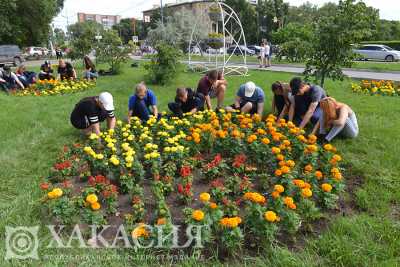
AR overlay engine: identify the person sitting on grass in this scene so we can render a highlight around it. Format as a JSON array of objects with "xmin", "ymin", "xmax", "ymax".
[
  {"xmin": 39, "ymin": 60, "xmax": 54, "ymax": 80},
  {"xmin": 15, "ymin": 65, "xmax": 36, "ymax": 87},
  {"xmin": 57, "ymin": 59, "xmax": 77, "ymax": 81},
  {"xmin": 70, "ymin": 92, "xmax": 116, "ymax": 135},
  {"xmin": 288, "ymin": 77, "xmax": 326, "ymax": 129},
  {"xmin": 83, "ymin": 56, "xmax": 98, "ymax": 81},
  {"xmin": 311, "ymin": 97, "xmax": 359, "ymax": 142},
  {"xmin": 196, "ymin": 70, "xmax": 227, "ymax": 111},
  {"xmin": 128, "ymin": 82, "xmax": 159, "ymax": 122},
  {"xmin": 0, "ymin": 66, "xmax": 25, "ymax": 92},
  {"xmin": 271, "ymin": 81, "xmax": 292, "ymax": 120},
  {"xmin": 168, "ymin": 87, "xmax": 205, "ymax": 118},
  {"xmin": 226, "ymin": 81, "xmax": 265, "ymax": 116}
]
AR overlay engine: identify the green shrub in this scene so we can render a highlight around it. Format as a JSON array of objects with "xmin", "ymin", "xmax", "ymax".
[{"xmin": 144, "ymin": 43, "xmax": 182, "ymax": 85}]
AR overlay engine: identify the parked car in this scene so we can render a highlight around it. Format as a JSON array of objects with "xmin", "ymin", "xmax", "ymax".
[
  {"xmin": 25, "ymin": 47, "xmax": 47, "ymax": 59},
  {"xmin": 227, "ymin": 46, "xmax": 255, "ymax": 56},
  {"xmin": 0, "ymin": 45, "xmax": 24, "ymax": 66},
  {"xmin": 353, "ymin": 45, "xmax": 400, "ymax": 62},
  {"xmin": 206, "ymin": 48, "xmax": 224, "ymax": 54},
  {"xmin": 247, "ymin": 45, "xmax": 262, "ymax": 54}
]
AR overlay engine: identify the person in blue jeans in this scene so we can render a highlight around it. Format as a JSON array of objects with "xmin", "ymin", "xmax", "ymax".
[{"xmin": 128, "ymin": 82, "xmax": 159, "ymax": 122}]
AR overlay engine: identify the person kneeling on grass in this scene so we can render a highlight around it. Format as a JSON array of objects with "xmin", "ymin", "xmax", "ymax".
[
  {"xmin": 226, "ymin": 81, "xmax": 265, "ymax": 116},
  {"xmin": 196, "ymin": 70, "xmax": 227, "ymax": 111},
  {"xmin": 271, "ymin": 81, "xmax": 292, "ymax": 120},
  {"xmin": 311, "ymin": 97, "xmax": 359, "ymax": 142},
  {"xmin": 168, "ymin": 87, "xmax": 205, "ymax": 118},
  {"xmin": 128, "ymin": 82, "xmax": 159, "ymax": 122},
  {"xmin": 70, "ymin": 92, "xmax": 116, "ymax": 135},
  {"xmin": 0, "ymin": 66, "xmax": 25, "ymax": 92}
]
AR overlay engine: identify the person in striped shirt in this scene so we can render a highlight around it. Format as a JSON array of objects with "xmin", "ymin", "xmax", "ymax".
[{"xmin": 70, "ymin": 92, "xmax": 116, "ymax": 135}]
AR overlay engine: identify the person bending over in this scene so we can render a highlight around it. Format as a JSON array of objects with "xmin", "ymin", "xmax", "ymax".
[
  {"xmin": 226, "ymin": 81, "xmax": 265, "ymax": 116},
  {"xmin": 39, "ymin": 60, "xmax": 55, "ymax": 80},
  {"xmin": 312, "ymin": 97, "xmax": 359, "ymax": 142},
  {"xmin": 288, "ymin": 77, "xmax": 326, "ymax": 129},
  {"xmin": 168, "ymin": 87, "xmax": 204, "ymax": 117},
  {"xmin": 271, "ymin": 81, "xmax": 292, "ymax": 120},
  {"xmin": 70, "ymin": 92, "xmax": 116, "ymax": 135},
  {"xmin": 57, "ymin": 59, "xmax": 77, "ymax": 81},
  {"xmin": 128, "ymin": 82, "xmax": 159, "ymax": 122},
  {"xmin": 83, "ymin": 56, "xmax": 98, "ymax": 81},
  {"xmin": 0, "ymin": 66, "xmax": 25, "ymax": 92},
  {"xmin": 196, "ymin": 70, "xmax": 227, "ymax": 111},
  {"xmin": 16, "ymin": 65, "xmax": 36, "ymax": 87}
]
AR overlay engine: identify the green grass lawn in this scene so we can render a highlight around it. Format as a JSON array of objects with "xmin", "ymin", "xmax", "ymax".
[{"xmin": 1, "ymin": 64, "xmax": 400, "ymax": 266}]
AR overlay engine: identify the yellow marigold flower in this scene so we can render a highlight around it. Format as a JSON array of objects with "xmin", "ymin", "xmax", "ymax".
[
  {"xmin": 220, "ymin": 216, "xmax": 242, "ymax": 228},
  {"xmin": 324, "ymin": 144, "xmax": 333, "ymax": 151},
  {"xmin": 96, "ymin": 154, "xmax": 104, "ymax": 160},
  {"xmin": 91, "ymin": 202, "xmax": 101, "ymax": 210},
  {"xmin": 280, "ymin": 166, "xmax": 290, "ymax": 174},
  {"xmin": 276, "ymin": 154, "xmax": 284, "ymax": 161},
  {"xmin": 131, "ymin": 223, "xmax": 149, "ymax": 239},
  {"xmin": 331, "ymin": 167, "xmax": 340, "ymax": 173},
  {"xmin": 192, "ymin": 210, "xmax": 205, "ymax": 221},
  {"xmin": 284, "ymin": 196, "xmax": 294, "ymax": 205},
  {"xmin": 286, "ymin": 160, "xmax": 295, "ymax": 167},
  {"xmin": 52, "ymin": 188, "xmax": 63, "ymax": 198},
  {"xmin": 332, "ymin": 154, "xmax": 342, "ymax": 161},
  {"xmin": 333, "ymin": 172, "xmax": 342, "ymax": 180},
  {"xmin": 247, "ymin": 134, "xmax": 257, "ymax": 143},
  {"xmin": 274, "ymin": 184, "xmax": 284, "ymax": 193},
  {"xmin": 86, "ymin": 194, "xmax": 98, "ymax": 204},
  {"xmin": 301, "ymin": 188, "xmax": 313, "ymax": 198},
  {"xmin": 199, "ymin": 192, "xmax": 211, "ymax": 202},
  {"xmin": 293, "ymin": 179, "xmax": 305, "ymax": 188},
  {"xmin": 261, "ymin": 137, "xmax": 270, "ymax": 145},
  {"xmin": 271, "ymin": 147, "xmax": 281, "ymax": 154},
  {"xmin": 321, "ymin": 183, "xmax": 333, "ymax": 193},
  {"xmin": 264, "ymin": 211, "xmax": 278, "ymax": 222},
  {"xmin": 47, "ymin": 191, "xmax": 56, "ymax": 199}
]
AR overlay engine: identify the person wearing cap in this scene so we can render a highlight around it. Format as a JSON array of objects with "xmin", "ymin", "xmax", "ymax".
[
  {"xmin": 70, "ymin": 92, "xmax": 116, "ymax": 135},
  {"xmin": 168, "ymin": 87, "xmax": 205, "ymax": 118},
  {"xmin": 39, "ymin": 60, "xmax": 54, "ymax": 80},
  {"xmin": 226, "ymin": 81, "xmax": 265, "ymax": 116},
  {"xmin": 128, "ymin": 82, "xmax": 159, "ymax": 122},
  {"xmin": 288, "ymin": 77, "xmax": 326, "ymax": 129},
  {"xmin": 196, "ymin": 70, "xmax": 227, "ymax": 111}
]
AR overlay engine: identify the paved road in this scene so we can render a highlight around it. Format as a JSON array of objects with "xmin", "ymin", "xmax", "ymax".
[{"xmin": 23, "ymin": 58, "xmax": 400, "ymax": 81}]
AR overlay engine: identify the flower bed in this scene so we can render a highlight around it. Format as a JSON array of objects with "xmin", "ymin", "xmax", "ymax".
[
  {"xmin": 12, "ymin": 79, "xmax": 95, "ymax": 96},
  {"xmin": 40, "ymin": 111, "xmax": 345, "ymax": 254},
  {"xmin": 351, "ymin": 80, "xmax": 400, "ymax": 96}
]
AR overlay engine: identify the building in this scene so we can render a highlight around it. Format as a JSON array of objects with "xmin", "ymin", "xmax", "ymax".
[{"xmin": 77, "ymin": 13, "xmax": 121, "ymax": 29}]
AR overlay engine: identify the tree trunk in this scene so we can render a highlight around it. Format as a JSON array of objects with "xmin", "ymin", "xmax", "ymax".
[{"xmin": 320, "ymin": 70, "xmax": 326, "ymax": 88}]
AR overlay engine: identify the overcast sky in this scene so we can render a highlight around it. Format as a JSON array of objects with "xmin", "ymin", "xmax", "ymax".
[{"xmin": 52, "ymin": 0, "xmax": 400, "ymax": 29}]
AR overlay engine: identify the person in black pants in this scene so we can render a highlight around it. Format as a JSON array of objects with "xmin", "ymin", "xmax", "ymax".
[
  {"xmin": 70, "ymin": 92, "xmax": 116, "ymax": 135},
  {"xmin": 168, "ymin": 88, "xmax": 205, "ymax": 117},
  {"xmin": 38, "ymin": 60, "xmax": 54, "ymax": 80}
]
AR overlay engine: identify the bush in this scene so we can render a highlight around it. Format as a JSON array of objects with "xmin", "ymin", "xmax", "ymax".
[
  {"xmin": 277, "ymin": 39, "xmax": 312, "ymax": 62},
  {"xmin": 360, "ymin": 40, "xmax": 400, "ymax": 50},
  {"xmin": 144, "ymin": 43, "xmax": 182, "ymax": 85}
]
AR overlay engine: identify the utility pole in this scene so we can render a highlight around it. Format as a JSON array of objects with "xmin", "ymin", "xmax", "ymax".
[{"xmin": 160, "ymin": 0, "xmax": 164, "ymax": 25}]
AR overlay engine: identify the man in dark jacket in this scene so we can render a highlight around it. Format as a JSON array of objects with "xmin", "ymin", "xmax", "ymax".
[{"xmin": 168, "ymin": 88, "xmax": 204, "ymax": 117}]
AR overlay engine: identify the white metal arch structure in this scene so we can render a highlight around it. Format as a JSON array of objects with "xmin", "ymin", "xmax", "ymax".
[{"xmin": 188, "ymin": 0, "xmax": 248, "ymax": 76}]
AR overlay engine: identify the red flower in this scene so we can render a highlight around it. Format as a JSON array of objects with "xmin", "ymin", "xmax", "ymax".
[
  {"xmin": 210, "ymin": 179, "xmax": 224, "ymax": 188},
  {"xmin": 63, "ymin": 145, "xmax": 69, "ymax": 153},
  {"xmin": 177, "ymin": 184, "xmax": 184, "ymax": 194},
  {"xmin": 102, "ymin": 190, "xmax": 111, "ymax": 198},
  {"xmin": 235, "ymin": 198, "xmax": 242, "ymax": 206},
  {"xmin": 95, "ymin": 175, "xmax": 107, "ymax": 184},
  {"xmin": 132, "ymin": 196, "xmax": 141, "ymax": 204},
  {"xmin": 185, "ymin": 183, "xmax": 191, "ymax": 194},
  {"xmin": 73, "ymin": 143, "xmax": 81, "ymax": 148},
  {"xmin": 222, "ymin": 197, "xmax": 229, "ymax": 205},
  {"xmin": 110, "ymin": 185, "xmax": 118, "ymax": 193},
  {"xmin": 40, "ymin": 182, "xmax": 49, "ymax": 190},
  {"xmin": 88, "ymin": 176, "xmax": 96, "ymax": 186},
  {"xmin": 206, "ymin": 153, "xmax": 223, "ymax": 169},
  {"xmin": 233, "ymin": 154, "xmax": 246, "ymax": 168},
  {"xmin": 180, "ymin": 166, "xmax": 192, "ymax": 177},
  {"xmin": 62, "ymin": 180, "xmax": 72, "ymax": 188}
]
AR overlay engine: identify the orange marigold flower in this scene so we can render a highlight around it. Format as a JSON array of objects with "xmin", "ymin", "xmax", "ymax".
[
  {"xmin": 157, "ymin": 217, "xmax": 167, "ymax": 225},
  {"xmin": 199, "ymin": 192, "xmax": 211, "ymax": 202},
  {"xmin": 264, "ymin": 211, "xmax": 278, "ymax": 222},
  {"xmin": 321, "ymin": 183, "xmax": 333, "ymax": 193},
  {"xmin": 276, "ymin": 154, "xmax": 284, "ymax": 161},
  {"xmin": 192, "ymin": 210, "xmax": 205, "ymax": 221},
  {"xmin": 261, "ymin": 137, "xmax": 270, "ymax": 145},
  {"xmin": 315, "ymin": 171, "xmax": 323, "ymax": 179},
  {"xmin": 275, "ymin": 169, "xmax": 282, "ymax": 176},
  {"xmin": 304, "ymin": 164, "xmax": 313, "ymax": 172},
  {"xmin": 271, "ymin": 147, "xmax": 281, "ymax": 154},
  {"xmin": 274, "ymin": 184, "xmax": 284, "ymax": 193},
  {"xmin": 209, "ymin": 202, "xmax": 218, "ymax": 209},
  {"xmin": 271, "ymin": 191, "xmax": 280, "ymax": 198},
  {"xmin": 91, "ymin": 202, "xmax": 101, "ymax": 210}
]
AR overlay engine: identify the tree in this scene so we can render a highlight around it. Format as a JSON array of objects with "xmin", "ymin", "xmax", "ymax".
[
  {"xmin": 0, "ymin": 0, "xmax": 64, "ymax": 47},
  {"xmin": 95, "ymin": 30, "xmax": 131, "ymax": 74},
  {"xmin": 257, "ymin": 0, "xmax": 289, "ymax": 41},
  {"xmin": 304, "ymin": 0, "xmax": 379, "ymax": 87},
  {"xmin": 53, "ymin": 28, "xmax": 66, "ymax": 48},
  {"xmin": 225, "ymin": 0, "xmax": 258, "ymax": 44},
  {"xmin": 146, "ymin": 10, "xmax": 208, "ymax": 51},
  {"xmin": 67, "ymin": 21, "xmax": 103, "ymax": 60}
]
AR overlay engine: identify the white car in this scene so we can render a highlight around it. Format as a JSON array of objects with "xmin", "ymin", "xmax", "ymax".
[
  {"xmin": 354, "ymin": 45, "xmax": 400, "ymax": 62},
  {"xmin": 25, "ymin": 47, "xmax": 47, "ymax": 58}
]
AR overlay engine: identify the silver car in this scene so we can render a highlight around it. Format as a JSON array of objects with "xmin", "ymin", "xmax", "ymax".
[{"xmin": 354, "ymin": 45, "xmax": 400, "ymax": 62}]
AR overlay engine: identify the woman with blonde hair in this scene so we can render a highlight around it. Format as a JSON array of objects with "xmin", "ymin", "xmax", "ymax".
[{"xmin": 312, "ymin": 97, "xmax": 359, "ymax": 142}]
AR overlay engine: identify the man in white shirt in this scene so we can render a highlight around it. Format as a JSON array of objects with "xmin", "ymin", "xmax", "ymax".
[{"xmin": 265, "ymin": 41, "xmax": 271, "ymax": 67}]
